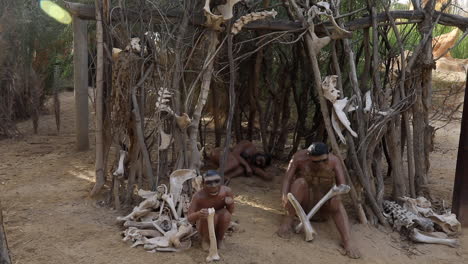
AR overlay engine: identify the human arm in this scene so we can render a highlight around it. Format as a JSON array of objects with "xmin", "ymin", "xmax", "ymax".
[
  {"xmin": 281, "ymin": 158, "xmax": 297, "ymax": 207},
  {"xmin": 236, "ymin": 155, "xmax": 253, "ymax": 176},
  {"xmin": 224, "ymin": 187, "xmax": 235, "ymax": 215},
  {"xmin": 331, "ymin": 154, "xmax": 346, "ymax": 186},
  {"xmin": 187, "ymin": 195, "xmax": 208, "ymax": 224},
  {"xmin": 252, "ymin": 166, "xmax": 272, "ymax": 181}
]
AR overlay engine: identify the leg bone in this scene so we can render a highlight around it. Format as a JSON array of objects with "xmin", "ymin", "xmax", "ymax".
[
  {"xmin": 206, "ymin": 208, "xmax": 220, "ymax": 262},
  {"xmin": 410, "ymin": 228, "xmax": 460, "ymax": 248},
  {"xmin": 295, "ymin": 184, "xmax": 350, "ymax": 233},
  {"xmin": 287, "ymin": 193, "xmax": 317, "ymax": 242}
]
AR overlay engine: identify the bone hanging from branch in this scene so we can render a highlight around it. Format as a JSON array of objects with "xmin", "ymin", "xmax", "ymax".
[
  {"xmin": 154, "ymin": 87, "xmax": 192, "ymax": 130},
  {"xmin": 203, "ymin": 0, "xmax": 242, "ymax": 31},
  {"xmin": 322, "ymin": 75, "xmax": 357, "ymax": 143},
  {"xmin": 231, "ymin": 10, "xmax": 278, "ymax": 35}
]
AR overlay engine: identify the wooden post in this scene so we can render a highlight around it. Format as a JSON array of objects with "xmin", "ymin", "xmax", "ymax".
[
  {"xmin": 0, "ymin": 202, "xmax": 12, "ymax": 264},
  {"xmin": 452, "ymin": 71, "xmax": 468, "ymax": 226},
  {"xmin": 72, "ymin": 15, "xmax": 89, "ymax": 151}
]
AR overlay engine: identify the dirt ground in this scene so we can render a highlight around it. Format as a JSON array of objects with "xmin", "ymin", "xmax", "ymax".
[{"xmin": 1, "ymin": 91, "xmax": 467, "ymax": 264}]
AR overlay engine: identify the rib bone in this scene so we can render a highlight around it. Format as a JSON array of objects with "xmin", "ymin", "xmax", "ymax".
[
  {"xmin": 287, "ymin": 193, "xmax": 317, "ymax": 241},
  {"xmin": 206, "ymin": 208, "xmax": 220, "ymax": 262},
  {"xmin": 295, "ymin": 184, "xmax": 350, "ymax": 234},
  {"xmin": 410, "ymin": 228, "xmax": 460, "ymax": 248}
]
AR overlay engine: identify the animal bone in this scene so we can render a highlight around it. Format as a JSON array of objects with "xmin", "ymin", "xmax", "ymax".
[
  {"xmin": 122, "ymin": 227, "xmax": 162, "ymax": 242},
  {"xmin": 206, "ymin": 208, "xmax": 220, "ymax": 262},
  {"xmin": 322, "ymin": 75, "xmax": 357, "ymax": 142},
  {"xmin": 203, "ymin": 0, "xmax": 227, "ymax": 31},
  {"xmin": 169, "ymin": 169, "xmax": 197, "ymax": 211},
  {"xmin": 231, "ymin": 10, "xmax": 278, "ymax": 35},
  {"xmin": 322, "ymin": 75, "xmax": 340, "ymax": 103},
  {"xmin": 117, "ymin": 197, "xmax": 160, "ymax": 222},
  {"xmin": 410, "ymin": 228, "xmax": 460, "ymax": 248},
  {"xmin": 216, "ymin": 0, "xmax": 242, "ymax": 20},
  {"xmin": 287, "ymin": 193, "xmax": 317, "ymax": 242},
  {"xmin": 192, "ymin": 175, "xmax": 203, "ymax": 192},
  {"xmin": 332, "ymin": 98, "xmax": 358, "ymax": 138},
  {"xmin": 400, "ymin": 196, "xmax": 461, "ymax": 235},
  {"xmin": 124, "ymin": 221, "xmax": 160, "ymax": 230},
  {"xmin": 383, "ymin": 200, "xmax": 434, "ymax": 232},
  {"xmin": 139, "ymin": 236, "xmax": 171, "ymax": 249},
  {"xmin": 159, "ymin": 128, "xmax": 172, "ymax": 150},
  {"xmin": 331, "ymin": 110, "xmax": 346, "ymax": 143},
  {"xmin": 155, "ymin": 87, "xmax": 174, "ymax": 115},
  {"xmin": 162, "ymin": 194, "xmax": 179, "ymax": 220},
  {"xmin": 295, "ymin": 184, "xmax": 351, "ymax": 235},
  {"xmin": 169, "ymin": 223, "xmax": 193, "ymax": 248},
  {"xmin": 113, "ymin": 149, "xmax": 127, "ymax": 178},
  {"xmin": 175, "ymin": 113, "xmax": 191, "ymax": 130},
  {"xmin": 140, "ymin": 212, "xmax": 160, "ymax": 222}
]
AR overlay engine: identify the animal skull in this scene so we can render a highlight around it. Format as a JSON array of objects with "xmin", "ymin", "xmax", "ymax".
[
  {"xmin": 322, "ymin": 76, "xmax": 357, "ymax": 143},
  {"xmin": 322, "ymin": 75, "xmax": 340, "ymax": 103}
]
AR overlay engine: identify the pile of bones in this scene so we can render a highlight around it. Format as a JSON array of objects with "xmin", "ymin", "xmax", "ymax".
[
  {"xmin": 383, "ymin": 196, "xmax": 462, "ymax": 247},
  {"xmin": 117, "ymin": 169, "xmax": 203, "ymax": 252}
]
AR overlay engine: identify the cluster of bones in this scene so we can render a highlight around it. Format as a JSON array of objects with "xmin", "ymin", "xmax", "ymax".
[
  {"xmin": 116, "ymin": 169, "xmax": 200, "ymax": 252},
  {"xmin": 382, "ymin": 197, "xmax": 461, "ymax": 247}
]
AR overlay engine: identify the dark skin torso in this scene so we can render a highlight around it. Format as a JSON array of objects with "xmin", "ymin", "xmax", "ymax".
[{"xmin": 282, "ymin": 149, "xmax": 345, "ymax": 199}]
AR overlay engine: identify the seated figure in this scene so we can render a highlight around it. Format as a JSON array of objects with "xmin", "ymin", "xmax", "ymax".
[{"xmin": 187, "ymin": 170, "xmax": 234, "ymax": 250}]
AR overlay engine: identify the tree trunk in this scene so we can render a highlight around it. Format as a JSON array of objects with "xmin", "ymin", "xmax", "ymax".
[
  {"xmin": 72, "ymin": 15, "xmax": 89, "ymax": 151},
  {"xmin": 0, "ymin": 202, "xmax": 12, "ymax": 264},
  {"xmin": 187, "ymin": 31, "xmax": 218, "ymax": 170},
  {"xmin": 91, "ymin": 0, "xmax": 105, "ymax": 197},
  {"xmin": 211, "ymin": 83, "xmax": 222, "ymax": 147}
]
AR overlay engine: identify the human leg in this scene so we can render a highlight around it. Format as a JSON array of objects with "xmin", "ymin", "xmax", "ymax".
[
  {"xmin": 325, "ymin": 197, "xmax": 361, "ymax": 259},
  {"xmin": 277, "ymin": 178, "xmax": 310, "ymax": 239}
]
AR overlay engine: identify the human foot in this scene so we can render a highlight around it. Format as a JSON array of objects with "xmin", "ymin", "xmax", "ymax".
[
  {"xmin": 276, "ymin": 217, "xmax": 294, "ymax": 239},
  {"xmin": 338, "ymin": 242, "xmax": 361, "ymax": 259},
  {"xmin": 202, "ymin": 239, "xmax": 210, "ymax": 251},
  {"xmin": 217, "ymin": 239, "xmax": 225, "ymax": 249}
]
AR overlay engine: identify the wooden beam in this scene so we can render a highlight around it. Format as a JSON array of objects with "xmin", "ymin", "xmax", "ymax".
[
  {"xmin": 72, "ymin": 15, "xmax": 90, "ymax": 151},
  {"xmin": 64, "ymin": 1, "xmax": 95, "ymax": 20},
  {"xmin": 452, "ymin": 71, "xmax": 468, "ymax": 227},
  {"xmin": 345, "ymin": 10, "xmax": 468, "ymax": 31},
  {"xmin": 63, "ymin": 2, "xmax": 468, "ymax": 32}
]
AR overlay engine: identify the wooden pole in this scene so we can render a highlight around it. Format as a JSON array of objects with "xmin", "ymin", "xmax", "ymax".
[
  {"xmin": 90, "ymin": 1, "xmax": 105, "ymax": 196},
  {"xmin": 452, "ymin": 70, "xmax": 468, "ymax": 226},
  {"xmin": 0, "ymin": 202, "xmax": 12, "ymax": 264},
  {"xmin": 72, "ymin": 15, "xmax": 89, "ymax": 151}
]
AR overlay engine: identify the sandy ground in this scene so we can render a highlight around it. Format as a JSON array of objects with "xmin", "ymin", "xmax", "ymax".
[{"xmin": 1, "ymin": 91, "xmax": 467, "ymax": 264}]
